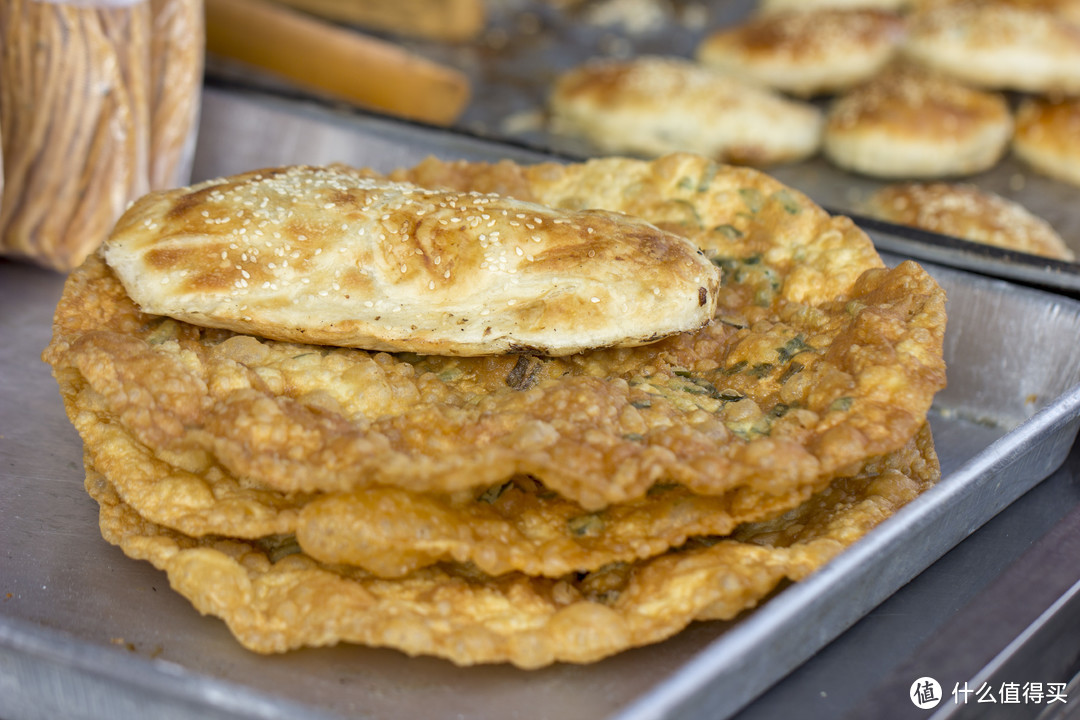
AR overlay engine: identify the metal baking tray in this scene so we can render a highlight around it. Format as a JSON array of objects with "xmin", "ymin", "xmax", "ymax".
[
  {"xmin": 372, "ymin": 0, "xmax": 1080, "ymax": 293},
  {"xmin": 4, "ymin": 86, "xmax": 1080, "ymax": 720}
]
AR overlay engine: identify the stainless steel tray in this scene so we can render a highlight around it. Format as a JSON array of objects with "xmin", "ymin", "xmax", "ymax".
[{"xmin": 3, "ymin": 87, "xmax": 1080, "ymax": 720}]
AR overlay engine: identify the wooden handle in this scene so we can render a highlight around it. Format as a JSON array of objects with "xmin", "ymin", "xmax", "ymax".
[
  {"xmin": 267, "ymin": 0, "xmax": 486, "ymax": 42},
  {"xmin": 205, "ymin": 0, "xmax": 471, "ymax": 126}
]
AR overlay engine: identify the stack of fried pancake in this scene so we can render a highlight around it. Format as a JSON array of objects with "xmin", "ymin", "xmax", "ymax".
[{"xmin": 44, "ymin": 153, "xmax": 946, "ymax": 668}]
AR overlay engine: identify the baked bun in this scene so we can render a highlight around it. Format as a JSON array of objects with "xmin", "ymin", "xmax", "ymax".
[
  {"xmin": 823, "ymin": 63, "xmax": 1012, "ymax": 178},
  {"xmin": 102, "ymin": 165, "xmax": 721, "ymax": 356},
  {"xmin": 549, "ymin": 56, "xmax": 823, "ymax": 166},
  {"xmin": 696, "ymin": 8, "xmax": 906, "ymax": 98},
  {"xmin": 758, "ymin": 0, "xmax": 908, "ymax": 13},
  {"xmin": 1012, "ymin": 96, "xmax": 1080, "ymax": 188},
  {"xmin": 862, "ymin": 181, "xmax": 1075, "ymax": 261},
  {"xmin": 906, "ymin": 0, "xmax": 1080, "ymax": 26},
  {"xmin": 901, "ymin": 4, "xmax": 1080, "ymax": 94}
]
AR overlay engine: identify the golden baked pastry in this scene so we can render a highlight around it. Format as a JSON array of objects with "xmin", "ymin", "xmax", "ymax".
[
  {"xmin": 548, "ymin": 56, "xmax": 823, "ymax": 166},
  {"xmin": 901, "ymin": 3, "xmax": 1080, "ymax": 94},
  {"xmin": 862, "ymin": 182, "xmax": 1075, "ymax": 261},
  {"xmin": 906, "ymin": 0, "xmax": 1080, "ymax": 25},
  {"xmin": 103, "ymin": 165, "xmax": 720, "ymax": 357},
  {"xmin": 1012, "ymin": 96, "xmax": 1080, "ymax": 189},
  {"xmin": 823, "ymin": 63, "xmax": 1012, "ymax": 178},
  {"xmin": 83, "ymin": 421, "xmax": 938, "ymax": 668},
  {"xmin": 759, "ymin": 0, "xmax": 908, "ymax": 12},
  {"xmin": 45, "ymin": 153, "xmax": 947, "ymax": 667},
  {"xmin": 697, "ymin": 8, "xmax": 906, "ymax": 98},
  {"xmin": 50, "ymin": 155, "xmax": 945, "ymax": 509},
  {"xmin": 75, "ymin": 385, "xmax": 888, "ymax": 579}
]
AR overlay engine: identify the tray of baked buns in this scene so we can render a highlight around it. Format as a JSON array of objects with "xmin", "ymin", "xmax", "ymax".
[
  {"xmin": 3, "ymin": 80, "xmax": 1080, "ymax": 720},
  {"xmin": 352, "ymin": 0, "xmax": 1080, "ymax": 293}
]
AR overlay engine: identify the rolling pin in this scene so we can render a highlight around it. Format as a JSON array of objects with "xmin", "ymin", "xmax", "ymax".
[
  {"xmin": 266, "ymin": 0, "xmax": 487, "ymax": 42},
  {"xmin": 205, "ymin": 0, "xmax": 471, "ymax": 126}
]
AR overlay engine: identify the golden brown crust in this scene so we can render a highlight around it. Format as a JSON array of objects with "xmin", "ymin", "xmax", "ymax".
[
  {"xmin": 1012, "ymin": 96, "xmax": 1080, "ymax": 188},
  {"xmin": 823, "ymin": 63, "xmax": 1012, "ymax": 177},
  {"xmin": 696, "ymin": 8, "xmax": 906, "ymax": 97},
  {"xmin": 862, "ymin": 182, "xmax": 1075, "ymax": 261},
  {"xmin": 397, "ymin": 154, "xmax": 888, "ymax": 307},
  {"xmin": 759, "ymin": 0, "xmax": 908, "ymax": 12},
  {"xmin": 548, "ymin": 56, "xmax": 823, "ymax": 165},
  {"xmin": 84, "ymin": 421, "xmax": 938, "ymax": 667},
  {"xmin": 103, "ymin": 165, "xmax": 720, "ymax": 357},
  {"xmin": 73, "ymin": 372, "xmax": 903, "ymax": 578},
  {"xmin": 901, "ymin": 4, "xmax": 1080, "ymax": 93},
  {"xmin": 906, "ymin": 0, "xmax": 1080, "ymax": 25}
]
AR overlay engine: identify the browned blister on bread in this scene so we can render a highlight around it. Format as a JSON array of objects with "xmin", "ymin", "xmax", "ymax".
[{"xmin": 103, "ymin": 165, "xmax": 720, "ymax": 357}]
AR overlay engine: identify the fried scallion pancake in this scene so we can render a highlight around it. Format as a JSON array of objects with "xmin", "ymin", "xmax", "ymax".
[
  {"xmin": 45, "ymin": 155, "xmax": 946, "ymax": 513},
  {"xmin": 73, "ymin": 375, "xmax": 930, "ymax": 578},
  {"xmin": 84, "ymin": 422, "xmax": 938, "ymax": 668}
]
